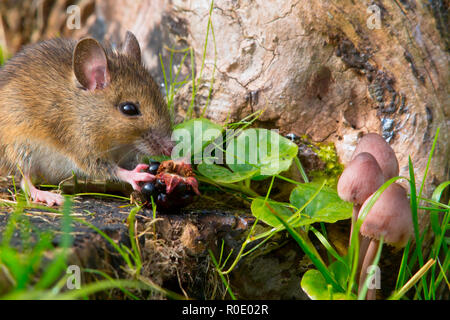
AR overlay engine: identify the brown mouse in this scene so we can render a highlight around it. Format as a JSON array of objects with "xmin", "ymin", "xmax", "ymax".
[{"xmin": 0, "ymin": 31, "xmax": 173, "ymax": 206}]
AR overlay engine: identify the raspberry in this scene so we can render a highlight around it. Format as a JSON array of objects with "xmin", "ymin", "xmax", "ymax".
[{"xmin": 138, "ymin": 160, "xmax": 200, "ymax": 212}]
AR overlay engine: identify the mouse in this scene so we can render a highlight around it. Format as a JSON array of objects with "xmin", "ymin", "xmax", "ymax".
[{"xmin": 0, "ymin": 31, "xmax": 174, "ymax": 206}]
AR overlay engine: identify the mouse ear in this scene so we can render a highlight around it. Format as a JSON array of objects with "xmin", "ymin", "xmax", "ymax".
[
  {"xmin": 73, "ymin": 38, "xmax": 110, "ymax": 91},
  {"xmin": 122, "ymin": 31, "xmax": 141, "ymax": 62}
]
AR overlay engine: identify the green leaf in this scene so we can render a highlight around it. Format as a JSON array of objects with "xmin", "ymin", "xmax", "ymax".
[
  {"xmin": 301, "ymin": 261, "xmax": 350, "ymax": 300},
  {"xmin": 301, "ymin": 269, "xmax": 331, "ymax": 300},
  {"xmin": 227, "ymin": 129, "xmax": 298, "ymax": 177},
  {"xmin": 251, "ymin": 183, "xmax": 352, "ymax": 229},
  {"xmin": 329, "ymin": 260, "xmax": 349, "ymax": 289},
  {"xmin": 290, "ymin": 183, "xmax": 352, "ymax": 224},
  {"xmin": 197, "ymin": 163, "xmax": 258, "ymax": 183},
  {"xmin": 251, "ymin": 198, "xmax": 295, "ymax": 228},
  {"xmin": 172, "ymin": 118, "xmax": 223, "ymax": 160}
]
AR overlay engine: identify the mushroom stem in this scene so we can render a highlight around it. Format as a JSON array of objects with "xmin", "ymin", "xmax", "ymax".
[
  {"xmin": 358, "ymin": 238, "xmax": 380, "ymax": 300},
  {"xmin": 357, "ymin": 235, "xmax": 371, "ymax": 279}
]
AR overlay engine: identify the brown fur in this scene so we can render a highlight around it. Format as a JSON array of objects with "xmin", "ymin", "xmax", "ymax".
[{"xmin": 0, "ymin": 36, "xmax": 172, "ymax": 184}]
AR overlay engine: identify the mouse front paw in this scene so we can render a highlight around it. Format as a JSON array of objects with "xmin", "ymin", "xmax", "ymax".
[{"xmin": 116, "ymin": 164, "xmax": 156, "ymax": 191}]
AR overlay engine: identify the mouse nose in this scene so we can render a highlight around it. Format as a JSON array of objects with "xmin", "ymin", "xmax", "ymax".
[
  {"xmin": 161, "ymin": 139, "xmax": 174, "ymax": 157},
  {"xmin": 145, "ymin": 130, "xmax": 175, "ymax": 157}
]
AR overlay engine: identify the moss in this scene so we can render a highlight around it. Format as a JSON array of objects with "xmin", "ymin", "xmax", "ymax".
[{"xmin": 309, "ymin": 141, "xmax": 344, "ymax": 188}]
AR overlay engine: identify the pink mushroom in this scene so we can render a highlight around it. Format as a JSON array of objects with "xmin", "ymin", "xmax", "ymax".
[
  {"xmin": 358, "ymin": 183, "xmax": 413, "ymax": 299},
  {"xmin": 352, "ymin": 133, "xmax": 399, "ymax": 181},
  {"xmin": 337, "ymin": 152, "xmax": 385, "ymax": 243},
  {"xmin": 338, "ymin": 132, "xmax": 403, "ymax": 299}
]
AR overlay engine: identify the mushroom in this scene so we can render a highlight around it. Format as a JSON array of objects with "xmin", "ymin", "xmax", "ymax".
[
  {"xmin": 352, "ymin": 133, "xmax": 399, "ymax": 181},
  {"xmin": 358, "ymin": 183, "xmax": 413, "ymax": 299},
  {"xmin": 338, "ymin": 133, "xmax": 404, "ymax": 298},
  {"xmin": 350, "ymin": 133, "xmax": 401, "ymax": 290},
  {"xmin": 337, "ymin": 152, "xmax": 385, "ymax": 243}
]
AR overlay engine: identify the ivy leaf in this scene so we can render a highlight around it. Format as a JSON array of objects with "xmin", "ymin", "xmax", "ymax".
[
  {"xmin": 197, "ymin": 163, "xmax": 258, "ymax": 184},
  {"xmin": 172, "ymin": 118, "xmax": 223, "ymax": 160},
  {"xmin": 251, "ymin": 198, "xmax": 295, "ymax": 228},
  {"xmin": 289, "ymin": 183, "xmax": 352, "ymax": 224},
  {"xmin": 301, "ymin": 261, "xmax": 351, "ymax": 300},
  {"xmin": 228, "ymin": 128, "xmax": 298, "ymax": 177}
]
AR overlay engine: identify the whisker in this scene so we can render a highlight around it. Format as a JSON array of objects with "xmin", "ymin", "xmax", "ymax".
[
  {"xmin": 116, "ymin": 146, "xmax": 139, "ymax": 165},
  {"xmin": 94, "ymin": 144, "xmax": 127, "ymax": 157}
]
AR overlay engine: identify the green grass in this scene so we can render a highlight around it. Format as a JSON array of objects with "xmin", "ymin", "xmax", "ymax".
[
  {"xmin": 0, "ymin": 196, "xmax": 80, "ymax": 299},
  {"xmin": 159, "ymin": 0, "xmax": 216, "ymax": 121},
  {"xmin": 0, "ymin": 190, "xmax": 185, "ymax": 300}
]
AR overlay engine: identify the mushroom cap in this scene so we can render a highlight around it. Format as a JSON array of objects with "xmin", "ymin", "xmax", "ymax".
[
  {"xmin": 352, "ymin": 133, "xmax": 399, "ymax": 181},
  {"xmin": 337, "ymin": 152, "xmax": 385, "ymax": 205},
  {"xmin": 359, "ymin": 183, "xmax": 413, "ymax": 247}
]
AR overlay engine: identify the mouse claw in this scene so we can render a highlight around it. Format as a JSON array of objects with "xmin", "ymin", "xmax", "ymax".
[{"xmin": 116, "ymin": 164, "xmax": 155, "ymax": 191}]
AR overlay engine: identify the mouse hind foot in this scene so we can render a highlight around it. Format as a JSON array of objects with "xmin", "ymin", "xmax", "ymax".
[{"xmin": 21, "ymin": 176, "xmax": 64, "ymax": 207}]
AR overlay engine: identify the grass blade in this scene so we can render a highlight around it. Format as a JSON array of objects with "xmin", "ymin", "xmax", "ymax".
[
  {"xmin": 408, "ymin": 157, "xmax": 429, "ymax": 299},
  {"xmin": 418, "ymin": 127, "xmax": 439, "ymax": 199},
  {"xmin": 389, "ymin": 259, "xmax": 435, "ymax": 300},
  {"xmin": 310, "ymin": 226, "xmax": 347, "ymax": 268},
  {"xmin": 265, "ymin": 202, "xmax": 344, "ymax": 292},
  {"xmin": 395, "ymin": 240, "xmax": 411, "ymax": 290},
  {"xmin": 209, "ymin": 249, "xmax": 237, "ymax": 300}
]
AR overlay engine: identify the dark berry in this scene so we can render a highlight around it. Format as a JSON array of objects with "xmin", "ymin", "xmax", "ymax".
[
  {"xmin": 173, "ymin": 182, "xmax": 187, "ymax": 195},
  {"xmin": 156, "ymin": 193, "xmax": 170, "ymax": 209},
  {"xmin": 148, "ymin": 161, "xmax": 160, "ymax": 175},
  {"xmin": 155, "ymin": 178, "xmax": 166, "ymax": 192},
  {"xmin": 141, "ymin": 182, "xmax": 158, "ymax": 200}
]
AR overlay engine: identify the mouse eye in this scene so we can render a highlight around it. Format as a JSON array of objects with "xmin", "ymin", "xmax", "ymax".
[{"xmin": 119, "ymin": 102, "xmax": 141, "ymax": 116}]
